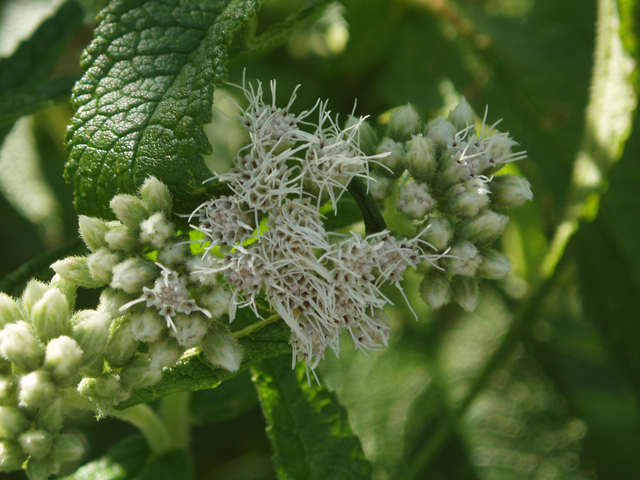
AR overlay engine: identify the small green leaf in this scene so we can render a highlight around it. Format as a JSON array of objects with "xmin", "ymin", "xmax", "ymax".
[
  {"xmin": 118, "ymin": 320, "xmax": 290, "ymax": 409},
  {"xmin": 65, "ymin": 0, "xmax": 260, "ymax": 218},
  {"xmin": 60, "ymin": 434, "xmax": 150, "ymax": 480},
  {"xmin": 133, "ymin": 449, "xmax": 194, "ymax": 480},
  {"xmin": 251, "ymin": 355, "xmax": 372, "ymax": 480}
]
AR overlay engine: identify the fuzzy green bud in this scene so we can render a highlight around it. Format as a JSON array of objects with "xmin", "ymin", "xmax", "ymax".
[
  {"xmin": 139, "ymin": 212, "xmax": 175, "ymax": 249},
  {"xmin": 459, "ymin": 210, "xmax": 509, "ymax": 245},
  {"xmin": 157, "ymin": 241, "xmax": 189, "ymax": 269},
  {"xmin": 78, "ymin": 215, "xmax": 109, "ymax": 252},
  {"xmin": 78, "ymin": 373, "xmax": 126, "ymax": 414},
  {"xmin": 0, "ymin": 440, "xmax": 26, "ymax": 471},
  {"xmin": 387, "ymin": 104, "xmax": 421, "ymax": 142},
  {"xmin": 0, "ymin": 407, "xmax": 28, "ymax": 440},
  {"xmin": 51, "ymin": 434, "xmax": 84, "ymax": 463},
  {"xmin": 0, "ymin": 321, "xmax": 44, "ymax": 371},
  {"xmin": 202, "ymin": 322, "xmax": 243, "ymax": 372},
  {"xmin": 149, "ymin": 338, "xmax": 184, "ymax": 370},
  {"xmin": 18, "ymin": 429, "xmax": 52, "ymax": 460},
  {"xmin": 130, "ymin": 309, "xmax": 164, "ymax": 343},
  {"xmin": 420, "ymin": 271, "xmax": 452, "ymax": 309},
  {"xmin": 18, "ymin": 370, "xmax": 57, "ymax": 408},
  {"xmin": 448, "ymin": 97, "xmax": 474, "ymax": 130},
  {"xmin": 0, "ymin": 377, "xmax": 15, "ymax": 405},
  {"xmin": 49, "ymin": 275, "xmax": 77, "ymax": 313},
  {"xmin": 26, "ymin": 456, "xmax": 57, "ymax": 480},
  {"xmin": 346, "ymin": 116, "xmax": 378, "ymax": 156},
  {"xmin": 34, "ymin": 396, "xmax": 64, "ymax": 432},
  {"xmin": 98, "ymin": 288, "xmax": 133, "ymax": 318},
  {"xmin": 451, "ymin": 276, "xmax": 480, "ymax": 312},
  {"xmin": 22, "ymin": 280, "xmax": 50, "ymax": 315},
  {"xmin": 490, "ymin": 175, "xmax": 533, "ymax": 208},
  {"xmin": 478, "ymin": 249, "xmax": 511, "ymax": 280},
  {"xmin": 0, "ymin": 294, "xmax": 21, "ymax": 330},
  {"xmin": 170, "ymin": 312, "xmax": 209, "ymax": 348},
  {"xmin": 70, "ymin": 310, "xmax": 111, "ymax": 366},
  {"xmin": 443, "ymin": 240, "xmax": 481, "ymax": 277},
  {"xmin": 86, "ymin": 248, "xmax": 121, "ymax": 284},
  {"xmin": 446, "ymin": 180, "xmax": 490, "ymax": 218},
  {"xmin": 405, "ymin": 135, "xmax": 437, "ymax": 182},
  {"xmin": 439, "ymin": 152, "xmax": 471, "ymax": 187},
  {"xmin": 426, "ymin": 115, "xmax": 457, "ymax": 151},
  {"xmin": 202, "ymin": 288, "xmax": 232, "ymax": 319},
  {"xmin": 104, "ymin": 223, "xmax": 139, "ymax": 253},
  {"xmin": 31, "ymin": 288, "xmax": 70, "ymax": 343},
  {"xmin": 44, "ymin": 336, "xmax": 83, "ymax": 385},
  {"xmin": 396, "ymin": 182, "xmax": 436, "ymax": 220},
  {"xmin": 120, "ymin": 354, "xmax": 162, "ymax": 390},
  {"xmin": 110, "ymin": 194, "xmax": 149, "ymax": 230},
  {"xmin": 105, "ymin": 316, "xmax": 136, "ymax": 368},
  {"xmin": 140, "ymin": 176, "xmax": 172, "ymax": 216},
  {"xmin": 368, "ymin": 173, "xmax": 393, "ymax": 204},
  {"xmin": 111, "ymin": 258, "xmax": 158, "ymax": 294},
  {"xmin": 51, "ymin": 257, "xmax": 106, "ymax": 289},
  {"xmin": 420, "ymin": 214, "xmax": 454, "ymax": 251},
  {"xmin": 375, "ymin": 138, "xmax": 405, "ymax": 178}
]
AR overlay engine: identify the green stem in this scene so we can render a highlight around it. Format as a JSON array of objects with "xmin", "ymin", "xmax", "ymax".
[
  {"xmin": 110, "ymin": 404, "xmax": 173, "ymax": 455},
  {"xmin": 233, "ymin": 313, "xmax": 280, "ymax": 338},
  {"xmin": 347, "ymin": 177, "xmax": 387, "ymax": 235},
  {"xmin": 160, "ymin": 391, "xmax": 192, "ymax": 451}
]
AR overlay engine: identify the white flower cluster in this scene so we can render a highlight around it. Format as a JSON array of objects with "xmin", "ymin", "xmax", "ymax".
[
  {"xmin": 367, "ymin": 99, "xmax": 533, "ymax": 311},
  {"xmin": 191, "ymin": 78, "xmax": 442, "ymax": 372}
]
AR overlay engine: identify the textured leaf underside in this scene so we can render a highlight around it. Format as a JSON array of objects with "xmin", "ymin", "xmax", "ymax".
[{"xmin": 65, "ymin": 0, "xmax": 259, "ymax": 218}]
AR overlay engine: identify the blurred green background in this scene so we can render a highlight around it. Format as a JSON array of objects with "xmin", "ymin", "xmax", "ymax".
[{"xmin": 2, "ymin": 0, "xmax": 640, "ymax": 479}]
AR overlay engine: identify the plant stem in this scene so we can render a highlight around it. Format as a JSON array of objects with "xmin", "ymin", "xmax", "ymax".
[
  {"xmin": 160, "ymin": 391, "xmax": 192, "ymax": 451},
  {"xmin": 110, "ymin": 404, "xmax": 173, "ymax": 455},
  {"xmin": 233, "ymin": 313, "xmax": 280, "ymax": 338}
]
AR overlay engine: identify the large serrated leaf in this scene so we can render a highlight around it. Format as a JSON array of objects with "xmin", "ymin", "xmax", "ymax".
[
  {"xmin": 64, "ymin": 0, "xmax": 260, "ymax": 218},
  {"xmin": 118, "ymin": 320, "xmax": 290, "ymax": 409},
  {"xmin": 133, "ymin": 449, "xmax": 194, "ymax": 480},
  {"xmin": 251, "ymin": 355, "xmax": 372, "ymax": 480}
]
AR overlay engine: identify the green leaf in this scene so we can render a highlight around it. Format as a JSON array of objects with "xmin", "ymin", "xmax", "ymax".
[
  {"xmin": 190, "ymin": 370, "xmax": 258, "ymax": 424},
  {"xmin": 251, "ymin": 355, "xmax": 372, "ymax": 480},
  {"xmin": 64, "ymin": 0, "xmax": 260, "ymax": 218},
  {"xmin": 134, "ymin": 449, "xmax": 194, "ymax": 480},
  {"xmin": 61, "ymin": 434, "xmax": 150, "ymax": 480},
  {"xmin": 118, "ymin": 319, "xmax": 290, "ymax": 409},
  {"xmin": 0, "ymin": 0, "xmax": 84, "ymax": 146}
]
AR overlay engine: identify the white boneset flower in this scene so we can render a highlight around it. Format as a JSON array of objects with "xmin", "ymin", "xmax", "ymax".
[
  {"xmin": 190, "ymin": 196, "xmax": 253, "ymax": 250},
  {"xmin": 119, "ymin": 263, "xmax": 211, "ymax": 331}
]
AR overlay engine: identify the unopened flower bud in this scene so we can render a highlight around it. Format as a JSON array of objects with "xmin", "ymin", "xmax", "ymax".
[
  {"xmin": 0, "ymin": 377, "xmax": 14, "ymax": 405},
  {"xmin": 387, "ymin": 104, "xmax": 421, "ymax": 142},
  {"xmin": 420, "ymin": 214, "xmax": 454, "ymax": 251},
  {"xmin": 448, "ymin": 97, "xmax": 474, "ymax": 130},
  {"xmin": 34, "ymin": 396, "xmax": 64, "ymax": 432},
  {"xmin": 78, "ymin": 373, "xmax": 125, "ymax": 413},
  {"xmin": 0, "ymin": 440, "xmax": 26, "ymax": 471},
  {"xmin": 111, "ymin": 258, "xmax": 158, "ymax": 294},
  {"xmin": 427, "ymin": 115, "xmax": 457, "ymax": 151},
  {"xmin": 120, "ymin": 354, "xmax": 162, "ymax": 390},
  {"xmin": 110, "ymin": 194, "xmax": 149, "ymax": 230},
  {"xmin": 87, "ymin": 248, "xmax": 121, "ymax": 284},
  {"xmin": 439, "ymin": 153, "xmax": 471, "ymax": 186},
  {"xmin": 18, "ymin": 370, "xmax": 57, "ymax": 408},
  {"xmin": 26, "ymin": 457, "xmax": 57, "ymax": 480},
  {"xmin": 451, "ymin": 276, "xmax": 480, "ymax": 312},
  {"xmin": 478, "ymin": 249, "xmax": 511, "ymax": 279},
  {"xmin": 149, "ymin": 338, "xmax": 184, "ymax": 370},
  {"xmin": 405, "ymin": 135, "xmax": 436, "ymax": 182},
  {"xmin": 51, "ymin": 434, "xmax": 84, "ymax": 463},
  {"xmin": 346, "ymin": 116, "xmax": 378, "ymax": 156},
  {"xmin": 486, "ymin": 132, "xmax": 521, "ymax": 168},
  {"xmin": 157, "ymin": 241, "xmax": 189, "ymax": 268},
  {"xmin": 139, "ymin": 212, "xmax": 175, "ymax": 249},
  {"xmin": 420, "ymin": 271, "xmax": 452, "ymax": 309},
  {"xmin": 443, "ymin": 240, "xmax": 481, "ymax": 277},
  {"xmin": 51, "ymin": 257, "xmax": 106, "ymax": 289},
  {"xmin": 396, "ymin": 182, "xmax": 436, "ymax": 220},
  {"xmin": 140, "ymin": 176, "xmax": 172, "ymax": 216},
  {"xmin": 21, "ymin": 280, "xmax": 50, "ymax": 315},
  {"xmin": 202, "ymin": 322, "xmax": 243, "ymax": 372},
  {"xmin": 0, "ymin": 321, "xmax": 43, "ymax": 371},
  {"xmin": 98, "ymin": 288, "xmax": 133, "ymax": 318},
  {"xmin": 187, "ymin": 256, "xmax": 221, "ymax": 287},
  {"xmin": 0, "ymin": 407, "xmax": 28, "ymax": 440},
  {"xmin": 130, "ymin": 309, "xmax": 164, "ymax": 343},
  {"xmin": 0, "ymin": 294, "xmax": 21, "ymax": 330},
  {"xmin": 375, "ymin": 138, "xmax": 405, "ymax": 178},
  {"xmin": 70, "ymin": 310, "xmax": 111, "ymax": 366},
  {"xmin": 169, "ymin": 312, "xmax": 209, "ymax": 348},
  {"xmin": 104, "ymin": 223, "xmax": 140, "ymax": 253},
  {"xmin": 368, "ymin": 173, "xmax": 392, "ymax": 203},
  {"xmin": 18, "ymin": 429, "xmax": 52, "ymax": 460},
  {"xmin": 459, "ymin": 210, "xmax": 509, "ymax": 245},
  {"xmin": 446, "ymin": 180, "xmax": 489, "ymax": 218},
  {"xmin": 490, "ymin": 175, "xmax": 533, "ymax": 208},
  {"xmin": 202, "ymin": 288, "xmax": 232, "ymax": 319},
  {"xmin": 49, "ymin": 275, "xmax": 77, "ymax": 312},
  {"xmin": 105, "ymin": 316, "xmax": 136, "ymax": 368},
  {"xmin": 44, "ymin": 336, "xmax": 83, "ymax": 385},
  {"xmin": 78, "ymin": 215, "xmax": 109, "ymax": 252},
  {"xmin": 31, "ymin": 288, "xmax": 70, "ymax": 343}
]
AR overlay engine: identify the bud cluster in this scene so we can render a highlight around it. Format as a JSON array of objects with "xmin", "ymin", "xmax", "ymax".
[{"xmin": 368, "ymin": 100, "xmax": 532, "ymax": 311}]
